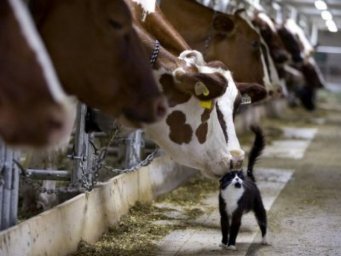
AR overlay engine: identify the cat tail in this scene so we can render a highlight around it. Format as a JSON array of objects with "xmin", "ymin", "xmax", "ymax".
[{"xmin": 247, "ymin": 125, "xmax": 265, "ymax": 182}]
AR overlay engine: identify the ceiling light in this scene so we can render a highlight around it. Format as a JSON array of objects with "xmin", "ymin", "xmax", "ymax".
[
  {"xmin": 315, "ymin": 0, "xmax": 327, "ymax": 10},
  {"xmin": 321, "ymin": 10, "xmax": 333, "ymax": 20},
  {"xmin": 326, "ymin": 20, "xmax": 338, "ymax": 32}
]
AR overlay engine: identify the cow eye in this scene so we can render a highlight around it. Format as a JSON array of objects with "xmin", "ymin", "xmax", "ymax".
[
  {"xmin": 252, "ymin": 40, "xmax": 260, "ymax": 49},
  {"xmin": 108, "ymin": 19, "xmax": 123, "ymax": 30}
]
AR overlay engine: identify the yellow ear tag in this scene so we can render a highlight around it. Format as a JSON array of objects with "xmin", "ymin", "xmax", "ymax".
[
  {"xmin": 199, "ymin": 100, "xmax": 213, "ymax": 109},
  {"xmin": 195, "ymin": 82, "xmax": 210, "ymax": 96}
]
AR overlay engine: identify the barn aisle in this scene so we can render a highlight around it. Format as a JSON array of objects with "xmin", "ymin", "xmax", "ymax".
[
  {"xmin": 155, "ymin": 90, "xmax": 341, "ymax": 256},
  {"xmin": 246, "ymin": 93, "xmax": 341, "ymax": 256},
  {"xmin": 71, "ymin": 90, "xmax": 341, "ymax": 256}
]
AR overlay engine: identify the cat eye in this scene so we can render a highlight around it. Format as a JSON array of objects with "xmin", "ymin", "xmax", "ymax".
[{"xmin": 237, "ymin": 172, "xmax": 244, "ymax": 178}]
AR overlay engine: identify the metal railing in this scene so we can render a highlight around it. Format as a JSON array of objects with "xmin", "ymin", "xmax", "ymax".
[{"xmin": 0, "ymin": 103, "xmax": 156, "ymax": 231}]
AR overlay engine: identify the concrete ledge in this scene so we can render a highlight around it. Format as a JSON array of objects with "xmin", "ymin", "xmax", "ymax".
[{"xmin": 0, "ymin": 155, "xmax": 197, "ymax": 256}]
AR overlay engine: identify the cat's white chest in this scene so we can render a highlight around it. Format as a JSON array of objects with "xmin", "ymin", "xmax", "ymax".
[{"xmin": 221, "ymin": 185, "xmax": 245, "ymax": 216}]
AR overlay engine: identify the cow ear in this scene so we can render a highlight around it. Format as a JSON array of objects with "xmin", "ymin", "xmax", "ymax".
[
  {"xmin": 174, "ymin": 71, "xmax": 228, "ymax": 100},
  {"xmin": 212, "ymin": 13, "xmax": 235, "ymax": 35},
  {"xmin": 236, "ymin": 83, "xmax": 267, "ymax": 103},
  {"xmin": 193, "ymin": 72, "xmax": 228, "ymax": 100}
]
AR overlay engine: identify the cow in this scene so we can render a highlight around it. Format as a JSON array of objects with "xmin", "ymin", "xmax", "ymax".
[
  {"xmin": 130, "ymin": 2, "xmax": 266, "ymax": 178},
  {"xmin": 251, "ymin": 11, "xmax": 291, "ymax": 70},
  {"xmin": 29, "ymin": 0, "xmax": 167, "ymax": 127},
  {"xmin": 0, "ymin": 0, "xmax": 75, "ymax": 148},
  {"xmin": 278, "ymin": 20, "xmax": 325, "ymax": 110},
  {"xmin": 159, "ymin": 0, "xmax": 285, "ymax": 97}
]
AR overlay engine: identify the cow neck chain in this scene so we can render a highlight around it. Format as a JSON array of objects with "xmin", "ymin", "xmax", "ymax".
[
  {"xmin": 202, "ymin": 11, "xmax": 218, "ymax": 58},
  {"xmin": 150, "ymin": 39, "xmax": 160, "ymax": 66}
]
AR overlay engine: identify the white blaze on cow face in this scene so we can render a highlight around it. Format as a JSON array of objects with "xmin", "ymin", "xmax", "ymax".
[
  {"xmin": 285, "ymin": 19, "xmax": 314, "ymax": 59},
  {"xmin": 145, "ymin": 50, "xmax": 244, "ymax": 178},
  {"xmin": 132, "ymin": 0, "xmax": 157, "ymax": 14},
  {"xmin": 239, "ymin": 12, "xmax": 285, "ymax": 97},
  {"xmin": 9, "ymin": 0, "xmax": 67, "ymax": 103}
]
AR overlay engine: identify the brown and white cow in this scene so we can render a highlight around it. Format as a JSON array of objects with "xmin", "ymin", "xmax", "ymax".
[
  {"xmin": 252, "ymin": 11, "xmax": 290, "ymax": 66},
  {"xmin": 131, "ymin": 4, "xmax": 266, "ymax": 178},
  {"xmin": 0, "ymin": 0, "xmax": 75, "ymax": 148},
  {"xmin": 146, "ymin": 49, "xmax": 265, "ymax": 178},
  {"xmin": 160, "ymin": 0, "xmax": 267, "ymax": 87},
  {"xmin": 29, "ymin": 0, "xmax": 167, "ymax": 127},
  {"xmin": 278, "ymin": 20, "xmax": 325, "ymax": 110}
]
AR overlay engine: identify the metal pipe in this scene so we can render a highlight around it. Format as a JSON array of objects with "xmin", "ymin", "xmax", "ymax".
[
  {"xmin": 25, "ymin": 169, "xmax": 71, "ymax": 181},
  {"xmin": 1, "ymin": 148, "xmax": 13, "ymax": 230},
  {"xmin": 0, "ymin": 142, "xmax": 5, "ymax": 229},
  {"xmin": 10, "ymin": 152, "xmax": 19, "ymax": 226},
  {"xmin": 124, "ymin": 130, "xmax": 143, "ymax": 168},
  {"xmin": 71, "ymin": 103, "xmax": 88, "ymax": 188}
]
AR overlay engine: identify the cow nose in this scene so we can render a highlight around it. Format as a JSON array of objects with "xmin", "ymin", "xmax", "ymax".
[{"xmin": 230, "ymin": 150, "xmax": 245, "ymax": 169}]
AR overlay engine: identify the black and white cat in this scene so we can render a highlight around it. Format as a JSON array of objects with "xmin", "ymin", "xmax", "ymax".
[{"xmin": 219, "ymin": 125, "xmax": 267, "ymax": 250}]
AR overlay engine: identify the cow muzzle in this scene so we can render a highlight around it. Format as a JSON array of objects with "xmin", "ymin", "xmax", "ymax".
[{"xmin": 229, "ymin": 149, "xmax": 245, "ymax": 169}]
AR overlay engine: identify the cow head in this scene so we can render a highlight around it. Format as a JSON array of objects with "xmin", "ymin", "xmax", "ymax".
[
  {"xmin": 159, "ymin": 0, "xmax": 269, "ymax": 90},
  {"xmin": 206, "ymin": 11, "xmax": 266, "ymax": 87},
  {"xmin": 30, "ymin": 0, "xmax": 166, "ymax": 127},
  {"xmin": 277, "ymin": 26, "xmax": 304, "ymax": 63},
  {"xmin": 145, "ymin": 50, "xmax": 266, "ymax": 178},
  {"xmin": 252, "ymin": 12, "xmax": 290, "ymax": 65},
  {"xmin": 0, "ymin": 0, "xmax": 75, "ymax": 148}
]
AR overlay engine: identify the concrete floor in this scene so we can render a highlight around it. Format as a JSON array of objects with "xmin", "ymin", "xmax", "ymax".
[
  {"xmin": 70, "ymin": 90, "xmax": 341, "ymax": 256},
  {"xmin": 155, "ymin": 94, "xmax": 341, "ymax": 256}
]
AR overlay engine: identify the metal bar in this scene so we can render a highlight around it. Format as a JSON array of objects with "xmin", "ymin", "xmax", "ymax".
[
  {"xmin": 310, "ymin": 22, "xmax": 318, "ymax": 46},
  {"xmin": 85, "ymin": 133, "xmax": 94, "ymax": 186},
  {"xmin": 0, "ymin": 142, "xmax": 5, "ymax": 228},
  {"xmin": 124, "ymin": 130, "xmax": 143, "ymax": 168},
  {"xmin": 71, "ymin": 103, "xmax": 88, "ymax": 188},
  {"xmin": 1, "ymin": 148, "xmax": 13, "ymax": 230},
  {"xmin": 25, "ymin": 169, "xmax": 71, "ymax": 181},
  {"xmin": 9, "ymin": 152, "xmax": 19, "ymax": 226}
]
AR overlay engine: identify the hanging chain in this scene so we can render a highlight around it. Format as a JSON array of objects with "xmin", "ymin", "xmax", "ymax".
[
  {"xmin": 109, "ymin": 148, "xmax": 161, "ymax": 174},
  {"xmin": 15, "ymin": 124, "xmax": 160, "ymax": 194}
]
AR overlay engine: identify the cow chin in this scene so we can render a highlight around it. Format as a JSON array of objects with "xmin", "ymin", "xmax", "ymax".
[
  {"xmin": 46, "ymin": 100, "xmax": 76, "ymax": 150},
  {"xmin": 201, "ymin": 155, "xmax": 235, "ymax": 179}
]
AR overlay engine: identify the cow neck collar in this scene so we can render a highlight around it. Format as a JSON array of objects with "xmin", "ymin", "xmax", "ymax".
[
  {"xmin": 202, "ymin": 11, "xmax": 218, "ymax": 58},
  {"xmin": 150, "ymin": 40, "xmax": 160, "ymax": 66}
]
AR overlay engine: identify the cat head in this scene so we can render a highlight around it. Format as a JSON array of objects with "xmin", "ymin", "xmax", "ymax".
[{"xmin": 219, "ymin": 170, "xmax": 245, "ymax": 190}]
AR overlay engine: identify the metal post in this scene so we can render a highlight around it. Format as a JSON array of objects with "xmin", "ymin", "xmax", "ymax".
[
  {"xmin": 71, "ymin": 103, "xmax": 88, "ymax": 188},
  {"xmin": 0, "ymin": 142, "xmax": 5, "ymax": 229},
  {"xmin": 289, "ymin": 6, "xmax": 298, "ymax": 22},
  {"xmin": 1, "ymin": 147, "xmax": 13, "ymax": 230},
  {"xmin": 273, "ymin": 2, "xmax": 283, "ymax": 24},
  {"xmin": 310, "ymin": 22, "xmax": 318, "ymax": 47},
  {"xmin": 86, "ymin": 133, "xmax": 95, "ymax": 186},
  {"xmin": 124, "ymin": 130, "xmax": 143, "ymax": 168},
  {"xmin": 9, "ymin": 151, "xmax": 19, "ymax": 226}
]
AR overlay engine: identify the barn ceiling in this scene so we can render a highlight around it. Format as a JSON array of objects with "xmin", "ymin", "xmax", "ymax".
[{"xmin": 276, "ymin": 0, "xmax": 341, "ymax": 31}]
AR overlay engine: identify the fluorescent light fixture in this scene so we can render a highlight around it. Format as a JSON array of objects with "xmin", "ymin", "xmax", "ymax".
[
  {"xmin": 326, "ymin": 20, "xmax": 338, "ymax": 32},
  {"xmin": 321, "ymin": 10, "xmax": 333, "ymax": 20},
  {"xmin": 315, "ymin": 0, "xmax": 327, "ymax": 10}
]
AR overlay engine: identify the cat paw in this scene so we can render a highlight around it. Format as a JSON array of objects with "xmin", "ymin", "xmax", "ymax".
[
  {"xmin": 261, "ymin": 237, "xmax": 270, "ymax": 245},
  {"xmin": 219, "ymin": 243, "xmax": 228, "ymax": 249},
  {"xmin": 227, "ymin": 245, "xmax": 237, "ymax": 250},
  {"xmin": 220, "ymin": 243, "xmax": 237, "ymax": 250}
]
